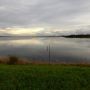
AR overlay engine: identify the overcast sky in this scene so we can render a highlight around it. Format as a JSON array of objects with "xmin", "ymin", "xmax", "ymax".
[{"xmin": 0, "ymin": 0, "xmax": 90, "ymax": 36}]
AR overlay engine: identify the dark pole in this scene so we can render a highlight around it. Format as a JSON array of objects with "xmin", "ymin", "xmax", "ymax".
[{"xmin": 48, "ymin": 43, "xmax": 50, "ymax": 64}]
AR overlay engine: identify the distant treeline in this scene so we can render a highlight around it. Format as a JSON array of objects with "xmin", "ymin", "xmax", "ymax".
[{"xmin": 63, "ymin": 34, "xmax": 90, "ymax": 38}]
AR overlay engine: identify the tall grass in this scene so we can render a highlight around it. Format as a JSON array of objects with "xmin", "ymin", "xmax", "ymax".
[{"xmin": 0, "ymin": 65, "xmax": 90, "ymax": 90}]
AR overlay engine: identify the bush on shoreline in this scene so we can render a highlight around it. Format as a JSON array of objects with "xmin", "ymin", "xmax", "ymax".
[
  {"xmin": 0, "ymin": 56, "xmax": 31, "ymax": 65},
  {"xmin": 7, "ymin": 56, "xmax": 18, "ymax": 65}
]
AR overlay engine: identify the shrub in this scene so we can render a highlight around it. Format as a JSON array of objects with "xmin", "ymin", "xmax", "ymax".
[{"xmin": 8, "ymin": 56, "xmax": 18, "ymax": 65}]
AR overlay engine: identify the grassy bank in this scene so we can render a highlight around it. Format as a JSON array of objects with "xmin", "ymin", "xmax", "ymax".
[{"xmin": 0, "ymin": 64, "xmax": 90, "ymax": 90}]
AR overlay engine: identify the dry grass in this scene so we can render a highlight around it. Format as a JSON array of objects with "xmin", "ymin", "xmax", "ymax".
[
  {"xmin": 0, "ymin": 56, "xmax": 90, "ymax": 66},
  {"xmin": 0, "ymin": 56, "xmax": 31, "ymax": 65}
]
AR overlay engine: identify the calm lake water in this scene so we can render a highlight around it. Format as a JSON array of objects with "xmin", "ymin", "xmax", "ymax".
[{"xmin": 0, "ymin": 37, "xmax": 90, "ymax": 64}]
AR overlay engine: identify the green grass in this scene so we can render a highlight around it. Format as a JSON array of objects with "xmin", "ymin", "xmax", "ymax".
[{"xmin": 0, "ymin": 64, "xmax": 90, "ymax": 90}]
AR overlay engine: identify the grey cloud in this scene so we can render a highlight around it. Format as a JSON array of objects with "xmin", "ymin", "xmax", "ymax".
[
  {"xmin": 0, "ymin": 0, "xmax": 90, "ymax": 35},
  {"xmin": 35, "ymin": 25, "xmax": 90, "ymax": 36}
]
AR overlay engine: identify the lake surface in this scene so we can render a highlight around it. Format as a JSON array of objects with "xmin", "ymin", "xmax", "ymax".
[{"xmin": 0, "ymin": 37, "xmax": 90, "ymax": 64}]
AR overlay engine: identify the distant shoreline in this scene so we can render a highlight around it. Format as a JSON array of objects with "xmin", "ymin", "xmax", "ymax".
[
  {"xmin": 0, "ymin": 34, "xmax": 90, "ymax": 38},
  {"xmin": 63, "ymin": 34, "xmax": 90, "ymax": 38}
]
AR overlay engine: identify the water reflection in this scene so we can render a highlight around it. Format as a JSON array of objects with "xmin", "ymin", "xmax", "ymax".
[{"xmin": 0, "ymin": 37, "xmax": 90, "ymax": 64}]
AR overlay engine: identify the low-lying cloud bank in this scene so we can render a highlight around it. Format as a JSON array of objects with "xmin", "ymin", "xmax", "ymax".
[{"xmin": 0, "ymin": 25, "xmax": 90, "ymax": 36}]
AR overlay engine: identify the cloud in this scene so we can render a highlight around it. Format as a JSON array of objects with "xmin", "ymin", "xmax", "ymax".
[
  {"xmin": 0, "ymin": 0, "xmax": 90, "ymax": 35},
  {"xmin": 0, "ymin": 25, "xmax": 90, "ymax": 36}
]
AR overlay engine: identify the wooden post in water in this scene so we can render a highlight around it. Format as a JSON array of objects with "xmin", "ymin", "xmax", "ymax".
[
  {"xmin": 47, "ymin": 40, "xmax": 51, "ymax": 64},
  {"xmin": 48, "ymin": 44, "xmax": 51, "ymax": 64}
]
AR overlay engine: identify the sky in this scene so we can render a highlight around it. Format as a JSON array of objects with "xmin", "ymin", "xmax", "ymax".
[{"xmin": 0, "ymin": 0, "xmax": 90, "ymax": 36}]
